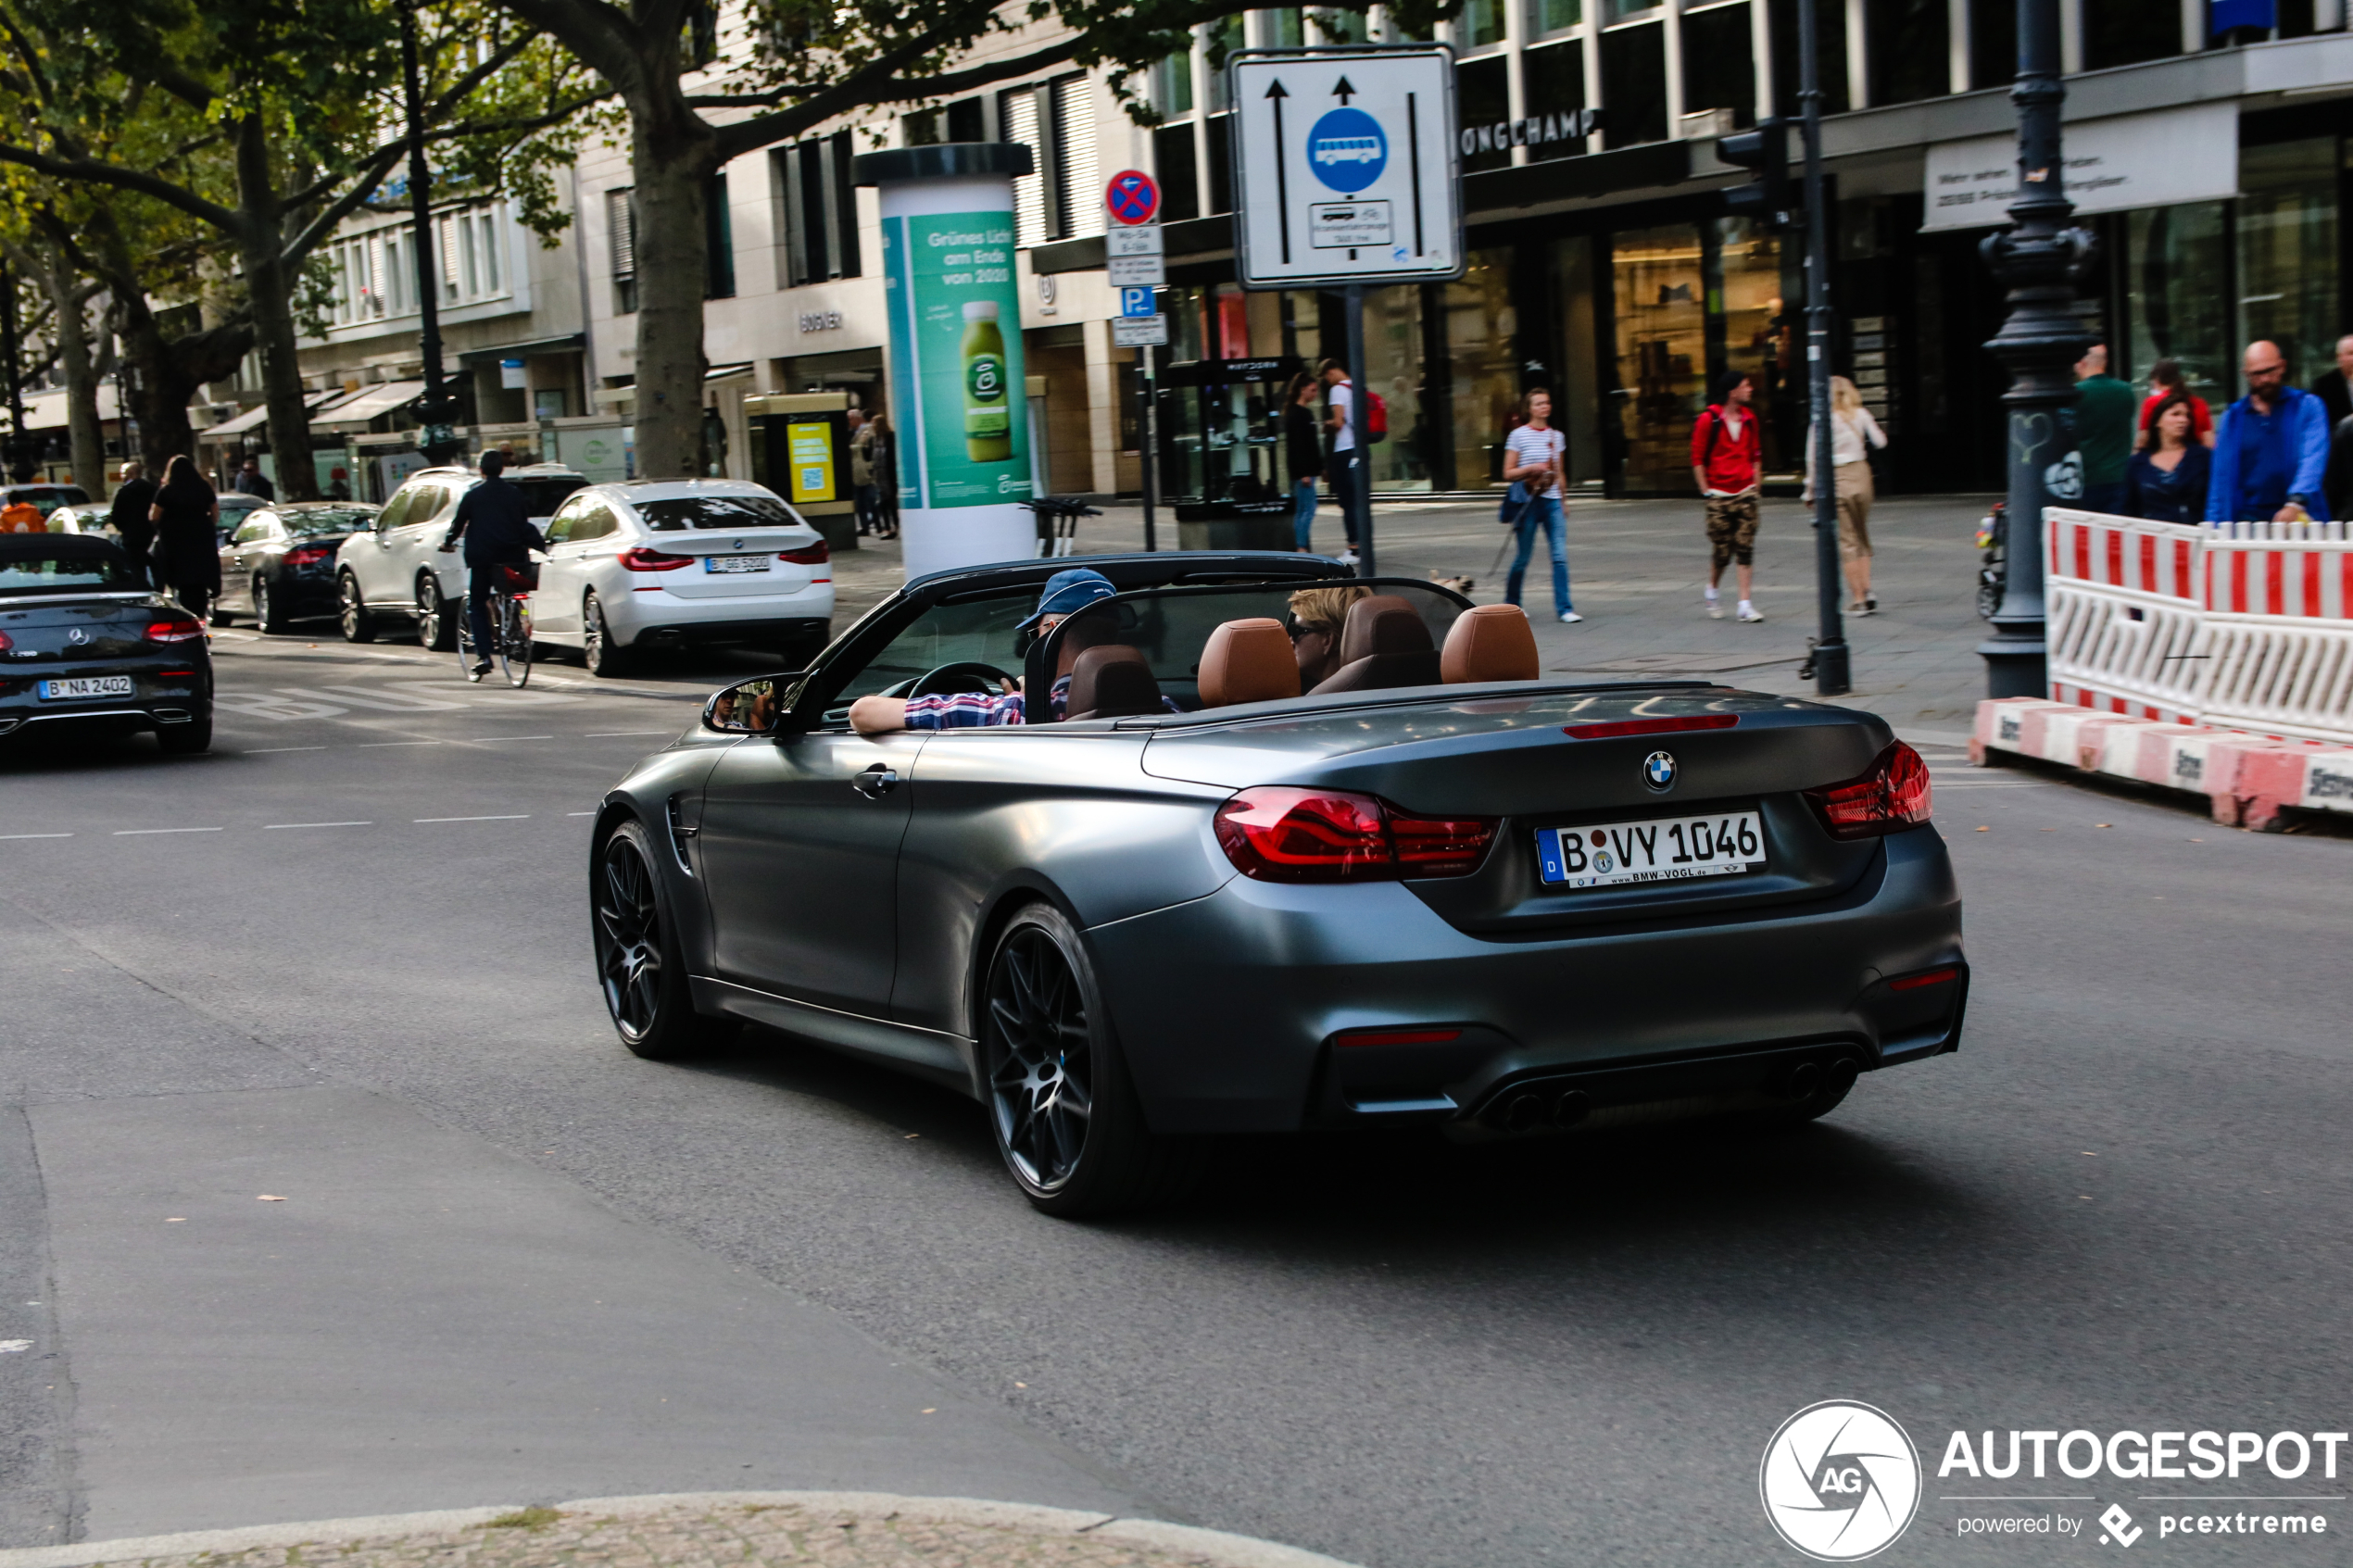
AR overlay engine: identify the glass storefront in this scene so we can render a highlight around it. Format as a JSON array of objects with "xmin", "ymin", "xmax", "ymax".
[
  {"xmin": 1443, "ymin": 248, "xmax": 1523, "ymax": 491},
  {"xmin": 1361, "ymin": 285, "xmax": 1432, "ymax": 491},
  {"xmin": 1611, "ymin": 222, "xmax": 1709, "ymax": 491},
  {"xmin": 2123, "ymin": 201, "xmax": 2230, "ymax": 407},
  {"xmin": 2236, "ymin": 137, "xmax": 2341, "ymax": 390}
]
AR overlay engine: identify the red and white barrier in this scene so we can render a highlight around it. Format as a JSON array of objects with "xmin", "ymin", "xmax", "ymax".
[
  {"xmin": 1975, "ymin": 696, "xmax": 2353, "ymax": 829},
  {"xmin": 2044, "ymin": 508, "xmax": 2211, "ymax": 722}
]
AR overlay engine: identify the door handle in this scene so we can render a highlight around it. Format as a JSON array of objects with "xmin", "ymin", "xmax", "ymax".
[{"xmin": 851, "ymin": 764, "xmax": 899, "ymax": 799}]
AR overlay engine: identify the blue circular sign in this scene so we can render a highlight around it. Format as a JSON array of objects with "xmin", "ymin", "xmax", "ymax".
[{"xmin": 1306, "ymin": 107, "xmax": 1387, "ymax": 194}]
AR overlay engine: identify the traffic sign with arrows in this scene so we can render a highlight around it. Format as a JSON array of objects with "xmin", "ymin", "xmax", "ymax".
[{"xmin": 1227, "ymin": 45, "xmax": 1463, "ymax": 289}]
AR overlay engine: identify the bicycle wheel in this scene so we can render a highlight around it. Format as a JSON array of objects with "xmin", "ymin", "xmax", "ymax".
[
  {"xmin": 498, "ymin": 592, "xmax": 533, "ymax": 687},
  {"xmin": 455, "ymin": 593, "xmax": 485, "ymax": 682}
]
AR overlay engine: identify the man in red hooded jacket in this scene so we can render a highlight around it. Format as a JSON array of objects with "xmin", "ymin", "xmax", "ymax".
[{"xmin": 1691, "ymin": 371, "xmax": 1765, "ymax": 621}]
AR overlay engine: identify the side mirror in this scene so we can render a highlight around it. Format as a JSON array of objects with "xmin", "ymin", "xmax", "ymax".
[{"xmin": 703, "ymin": 676, "xmax": 798, "ymax": 735}]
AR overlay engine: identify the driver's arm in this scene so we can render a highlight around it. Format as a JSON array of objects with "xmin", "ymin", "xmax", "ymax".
[{"xmin": 849, "ymin": 696, "xmax": 910, "ymax": 734}]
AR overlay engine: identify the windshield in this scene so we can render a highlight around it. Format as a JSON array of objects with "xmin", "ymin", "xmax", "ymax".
[
  {"xmin": 218, "ymin": 493, "xmax": 264, "ymax": 511},
  {"xmin": 285, "ymin": 508, "xmax": 375, "ymax": 535},
  {"xmin": 510, "ymin": 477, "xmax": 587, "ymax": 518},
  {"xmin": 635, "ymin": 495, "xmax": 799, "ymax": 531},
  {"xmin": 13, "ymin": 488, "xmax": 87, "ymax": 518},
  {"xmin": 0, "ymin": 549, "xmax": 144, "ymax": 595},
  {"xmin": 815, "ymin": 590, "xmax": 1035, "ymax": 725}
]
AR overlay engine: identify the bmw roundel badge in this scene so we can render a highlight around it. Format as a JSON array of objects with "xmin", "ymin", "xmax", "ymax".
[{"xmin": 1642, "ymin": 750, "xmax": 1677, "ymax": 792}]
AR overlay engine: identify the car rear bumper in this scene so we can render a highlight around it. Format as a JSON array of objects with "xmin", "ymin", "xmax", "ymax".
[
  {"xmin": 0, "ymin": 702, "xmax": 208, "ymax": 738},
  {"xmin": 1084, "ymin": 826, "xmax": 1964, "ymax": 1135},
  {"xmin": 612, "ymin": 607, "xmax": 834, "ymax": 649}
]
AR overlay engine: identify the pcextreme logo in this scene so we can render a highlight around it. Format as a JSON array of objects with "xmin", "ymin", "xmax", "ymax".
[{"xmin": 1761, "ymin": 1401, "xmax": 1924, "ymax": 1561}]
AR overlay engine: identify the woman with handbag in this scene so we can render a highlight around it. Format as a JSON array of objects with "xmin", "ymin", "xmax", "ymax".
[{"xmin": 1501, "ymin": 388, "xmax": 1579, "ymax": 623}]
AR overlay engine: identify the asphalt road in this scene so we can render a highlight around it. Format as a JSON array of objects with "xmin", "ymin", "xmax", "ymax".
[{"xmin": 3, "ymin": 599, "xmax": 2351, "ymax": 1567}]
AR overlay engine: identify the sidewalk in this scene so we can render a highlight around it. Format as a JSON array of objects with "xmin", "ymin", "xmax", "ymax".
[{"xmin": 826, "ymin": 493, "xmax": 1999, "ymax": 745}]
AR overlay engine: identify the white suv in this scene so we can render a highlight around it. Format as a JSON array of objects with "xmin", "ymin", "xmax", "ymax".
[
  {"xmin": 335, "ymin": 463, "xmax": 588, "ymax": 648},
  {"xmin": 530, "ymin": 479, "xmax": 834, "ymax": 676}
]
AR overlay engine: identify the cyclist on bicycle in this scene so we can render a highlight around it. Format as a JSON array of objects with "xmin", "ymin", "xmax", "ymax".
[{"xmin": 437, "ymin": 450, "xmax": 546, "ymax": 675}]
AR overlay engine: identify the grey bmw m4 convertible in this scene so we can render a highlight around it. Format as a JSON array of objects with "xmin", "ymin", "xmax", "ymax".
[{"xmin": 592, "ymin": 551, "xmax": 1965, "ymax": 1215}]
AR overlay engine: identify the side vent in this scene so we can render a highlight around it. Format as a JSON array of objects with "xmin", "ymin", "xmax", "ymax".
[{"xmin": 665, "ymin": 794, "xmax": 699, "ymax": 874}]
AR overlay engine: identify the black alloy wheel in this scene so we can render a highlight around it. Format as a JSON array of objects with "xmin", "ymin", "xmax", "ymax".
[
  {"xmin": 584, "ymin": 593, "xmax": 630, "ymax": 677},
  {"xmin": 979, "ymin": 903, "xmax": 1184, "ymax": 1217},
  {"xmin": 592, "ymin": 820, "xmax": 736, "ymax": 1060},
  {"xmin": 416, "ymin": 571, "xmax": 456, "ymax": 650},
  {"xmin": 339, "ymin": 572, "xmax": 376, "ymax": 643}
]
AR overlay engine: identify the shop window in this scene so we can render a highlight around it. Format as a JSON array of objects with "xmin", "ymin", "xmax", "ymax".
[
  {"xmin": 1444, "ymin": 249, "xmax": 1523, "ymax": 489},
  {"xmin": 1527, "ymin": 0, "xmax": 1581, "ymax": 34},
  {"xmin": 2236, "ymin": 138, "xmax": 2341, "ymax": 390},
  {"xmin": 1768, "ymin": 0, "xmax": 1849, "ymax": 115},
  {"xmin": 948, "ymin": 99, "xmax": 987, "ymax": 141},
  {"xmin": 2124, "ymin": 201, "xmax": 2229, "ymax": 409},
  {"xmin": 1968, "ymin": 0, "xmax": 2013, "ymax": 94},
  {"xmin": 902, "ymin": 108, "xmax": 942, "ymax": 145},
  {"xmin": 1716, "ymin": 217, "xmax": 1789, "ymax": 468},
  {"xmin": 1601, "ymin": 22, "xmax": 1668, "ymax": 147},
  {"xmin": 1150, "ymin": 52, "xmax": 1194, "ymax": 119},
  {"xmin": 1205, "ymin": 115, "xmax": 1233, "ymax": 215},
  {"xmin": 1865, "ymin": 0, "xmax": 1947, "ymax": 104},
  {"xmin": 706, "ymin": 172, "xmax": 735, "ymax": 300},
  {"xmin": 1524, "ymin": 41, "xmax": 1590, "ymax": 162},
  {"xmin": 1682, "ymin": 3, "xmax": 1756, "ymax": 127},
  {"xmin": 1154, "ymin": 124, "xmax": 1200, "ymax": 222},
  {"xmin": 1361, "ymin": 284, "xmax": 1432, "ymax": 491},
  {"xmin": 1610, "ymin": 222, "xmax": 1706, "ymax": 490},
  {"xmin": 607, "ymin": 188, "xmax": 637, "ymax": 316},
  {"xmin": 2082, "ymin": 0, "xmax": 2178, "ymax": 70},
  {"xmin": 1551, "ymin": 235, "xmax": 1604, "ymax": 484},
  {"xmin": 1458, "ymin": 0, "xmax": 1509, "ymax": 48},
  {"xmin": 1457, "ymin": 56, "xmax": 1515, "ymax": 174}
]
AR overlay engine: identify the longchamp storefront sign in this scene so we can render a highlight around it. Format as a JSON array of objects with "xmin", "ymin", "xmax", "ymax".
[{"xmin": 1921, "ymin": 102, "xmax": 2239, "ymax": 231}]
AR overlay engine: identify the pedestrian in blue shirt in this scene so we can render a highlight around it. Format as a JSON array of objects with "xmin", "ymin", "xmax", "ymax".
[{"xmin": 2207, "ymin": 340, "xmax": 2332, "ymax": 523}]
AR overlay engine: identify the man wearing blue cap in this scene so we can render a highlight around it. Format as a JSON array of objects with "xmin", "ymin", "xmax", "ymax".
[{"xmin": 851, "ymin": 569, "xmax": 1168, "ymax": 733}]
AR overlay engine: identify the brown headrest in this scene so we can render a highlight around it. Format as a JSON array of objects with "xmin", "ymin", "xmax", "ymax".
[
  {"xmin": 1053, "ymin": 608, "xmax": 1120, "ymax": 676},
  {"xmin": 1198, "ymin": 619, "xmax": 1301, "ymax": 707},
  {"xmin": 1441, "ymin": 604, "xmax": 1541, "ymax": 684},
  {"xmin": 1339, "ymin": 595, "xmax": 1433, "ymax": 664},
  {"xmin": 1065, "ymin": 644, "xmax": 1162, "ymax": 720}
]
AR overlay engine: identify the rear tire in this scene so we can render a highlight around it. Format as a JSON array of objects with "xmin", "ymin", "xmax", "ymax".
[
  {"xmin": 254, "ymin": 576, "xmax": 290, "ymax": 633},
  {"xmin": 592, "ymin": 820, "xmax": 737, "ymax": 1060},
  {"xmin": 497, "ymin": 593, "xmax": 532, "ymax": 687},
  {"xmin": 339, "ymin": 572, "xmax": 376, "ymax": 643},
  {"xmin": 979, "ymin": 902, "xmax": 1189, "ymax": 1218},
  {"xmin": 415, "ymin": 571, "xmax": 456, "ymax": 650},
  {"xmin": 584, "ymin": 592, "xmax": 631, "ymax": 677},
  {"xmin": 156, "ymin": 716, "xmax": 212, "ymax": 755}
]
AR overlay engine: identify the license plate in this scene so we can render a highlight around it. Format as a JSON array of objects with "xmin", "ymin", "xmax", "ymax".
[
  {"xmin": 38, "ymin": 675, "xmax": 134, "ymax": 701},
  {"xmin": 704, "ymin": 554, "xmax": 770, "ymax": 574},
  {"xmin": 1538, "ymin": 811, "xmax": 1766, "ymax": 888}
]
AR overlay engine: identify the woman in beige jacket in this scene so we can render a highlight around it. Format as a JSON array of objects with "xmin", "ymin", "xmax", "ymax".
[{"xmin": 1803, "ymin": 375, "xmax": 1890, "ymax": 615}]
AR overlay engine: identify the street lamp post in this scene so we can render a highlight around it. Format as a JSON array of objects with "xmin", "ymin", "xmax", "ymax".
[
  {"xmin": 1795, "ymin": 0, "xmax": 1847, "ymax": 696},
  {"xmin": 399, "ymin": 0, "xmax": 459, "ymax": 467},
  {"xmin": 1977, "ymin": 0, "xmax": 2095, "ymax": 697}
]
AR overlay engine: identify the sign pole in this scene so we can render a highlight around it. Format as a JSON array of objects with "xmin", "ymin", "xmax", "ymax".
[
  {"xmin": 1345, "ymin": 282, "xmax": 1373, "ymax": 577},
  {"xmin": 1141, "ymin": 333, "xmax": 1158, "ymax": 553},
  {"xmin": 1796, "ymin": 0, "xmax": 1849, "ymax": 695}
]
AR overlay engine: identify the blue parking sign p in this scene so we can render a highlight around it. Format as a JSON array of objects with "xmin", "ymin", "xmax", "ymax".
[{"xmin": 1119, "ymin": 287, "xmax": 1156, "ymax": 318}]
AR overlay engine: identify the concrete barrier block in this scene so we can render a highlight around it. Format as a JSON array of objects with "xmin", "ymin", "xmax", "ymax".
[
  {"xmin": 2095, "ymin": 721, "xmax": 2202, "ymax": 781},
  {"xmin": 1973, "ymin": 697, "xmax": 2072, "ymax": 758},
  {"xmin": 2296, "ymin": 749, "xmax": 2353, "ymax": 811}
]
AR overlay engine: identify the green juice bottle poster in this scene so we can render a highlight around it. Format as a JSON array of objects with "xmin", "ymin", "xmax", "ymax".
[{"xmin": 880, "ymin": 210, "xmax": 1031, "ymax": 508}]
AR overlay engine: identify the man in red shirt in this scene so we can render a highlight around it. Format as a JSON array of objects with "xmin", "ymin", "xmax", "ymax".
[{"xmin": 1690, "ymin": 371, "xmax": 1765, "ymax": 621}]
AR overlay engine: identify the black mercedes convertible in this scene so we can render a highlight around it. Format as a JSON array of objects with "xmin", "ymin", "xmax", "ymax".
[{"xmin": 0, "ymin": 533, "xmax": 212, "ymax": 754}]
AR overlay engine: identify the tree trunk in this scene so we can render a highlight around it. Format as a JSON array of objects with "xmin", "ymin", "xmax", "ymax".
[
  {"xmin": 235, "ymin": 112, "xmax": 321, "ymax": 501},
  {"xmin": 9, "ymin": 245, "xmax": 106, "ymax": 493},
  {"xmin": 628, "ymin": 92, "xmax": 718, "ymax": 479}
]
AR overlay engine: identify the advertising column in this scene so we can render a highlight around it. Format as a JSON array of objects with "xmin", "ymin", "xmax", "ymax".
[{"xmin": 853, "ymin": 144, "xmax": 1038, "ymax": 579}]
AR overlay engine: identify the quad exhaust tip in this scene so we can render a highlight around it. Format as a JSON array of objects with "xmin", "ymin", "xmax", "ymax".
[{"xmin": 1495, "ymin": 1085, "xmax": 1593, "ymax": 1132}]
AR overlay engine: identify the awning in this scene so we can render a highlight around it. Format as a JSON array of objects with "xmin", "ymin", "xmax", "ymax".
[
  {"xmin": 456, "ymin": 333, "xmax": 585, "ymax": 368},
  {"xmin": 313, "ymin": 380, "xmax": 425, "ymax": 429},
  {"xmin": 207, "ymin": 388, "xmax": 349, "ymax": 439},
  {"xmin": 19, "ymin": 385, "xmax": 125, "ymax": 431}
]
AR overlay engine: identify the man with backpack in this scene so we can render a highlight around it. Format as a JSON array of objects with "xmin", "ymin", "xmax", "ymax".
[
  {"xmin": 1320, "ymin": 358, "xmax": 1381, "ymax": 566},
  {"xmin": 1691, "ymin": 370, "xmax": 1766, "ymax": 621}
]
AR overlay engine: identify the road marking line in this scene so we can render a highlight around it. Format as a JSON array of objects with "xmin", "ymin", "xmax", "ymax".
[
  {"xmin": 354, "ymin": 740, "xmax": 444, "ymax": 747},
  {"xmin": 412, "ymin": 814, "xmax": 531, "ymax": 822},
  {"xmin": 244, "ymin": 746, "xmax": 329, "ymax": 754},
  {"xmin": 0, "ymin": 834, "xmax": 72, "ymax": 840},
  {"xmin": 584, "ymin": 731, "xmax": 672, "ymax": 737},
  {"xmin": 264, "ymin": 822, "xmax": 373, "ymax": 830},
  {"xmin": 458, "ymin": 735, "xmax": 556, "ymax": 743},
  {"xmin": 113, "ymin": 827, "xmax": 225, "ymax": 835},
  {"xmin": 567, "ymin": 811, "xmax": 596, "ymax": 816}
]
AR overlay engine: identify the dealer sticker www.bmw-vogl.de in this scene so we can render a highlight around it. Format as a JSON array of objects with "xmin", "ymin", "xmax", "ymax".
[{"xmin": 1537, "ymin": 813, "xmax": 1766, "ymax": 889}]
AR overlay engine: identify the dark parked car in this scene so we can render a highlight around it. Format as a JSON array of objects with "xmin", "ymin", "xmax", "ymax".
[
  {"xmin": 214, "ymin": 502, "xmax": 381, "ymax": 633},
  {"xmin": 0, "ymin": 533, "xmax": 211, "ymax": 753},
  {"xmin": 589, "ymin": 553, "xmax": 1965, "ymax": 1216}
]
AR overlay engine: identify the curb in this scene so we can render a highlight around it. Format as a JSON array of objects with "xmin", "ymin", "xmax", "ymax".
[{"xmin": 0, "ymin": 1491, "xmax": 1366, "ymax": 1568}]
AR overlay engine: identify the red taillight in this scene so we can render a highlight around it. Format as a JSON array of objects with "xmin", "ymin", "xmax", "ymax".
[
  {"xmin": 778, "ymin": 541, "xmax": 829, "ymax": 565},
  {"xmin": 157, "ymin": 669, "xmax": 196, "ymax": 678},
  {"xmin": 1335, "ymin": 1027, "xmax": 1464, "ymax": 1047},
  {"xmin": 283, "ymin": 544, "xmax": 334, "ymax": 567},
  {"xmin": 1889, "ymin": 965, "xmax": 1959, "ymax": 992},
  {"xmin": 1214, "ymin": 786, "xmax": 1498, "ymax": 882},
  {"xmin": 620, "ymin": 546, "xmax": 694, "ymax": 571},
  {"xmin": 0, "ymin": 631, "xmax": 12, "ymax": 652},
  {"xmin": 1564, "ymin": 714, "xmax": 1740, "ymax": 740},
  {"xmin": 145, "ymin": 618, "xmax": 205, "ymax": 644},
  {"xmin": 1805, "ymin": 741, "xmax": 1932, "ymax": 839}
]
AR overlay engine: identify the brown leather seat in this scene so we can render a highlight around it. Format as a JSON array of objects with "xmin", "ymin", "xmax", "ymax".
[
  {"xmin": 1309, "ymin": 595, "xmax": 1442, "ymax": 694},
  {"xmin": 1064, "ymin": 644, "xmax": 1163, "ymax": 720},
  {"xmin": 1198, "ymin": 619, "xmax": 1301, "ymax": 707},
  {"xmin": 1440, "ymin": 604, "xmax": 1541, "ymax": 683}
]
